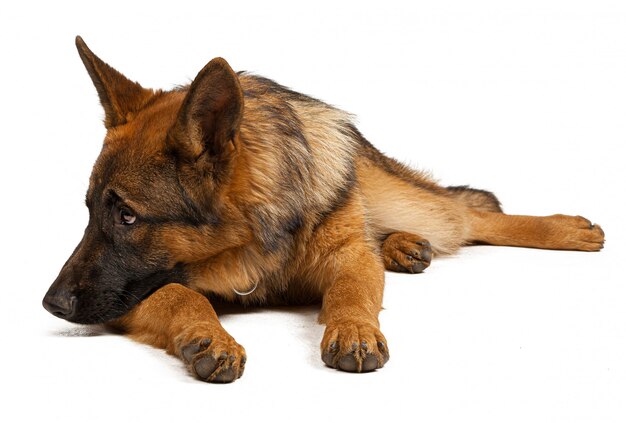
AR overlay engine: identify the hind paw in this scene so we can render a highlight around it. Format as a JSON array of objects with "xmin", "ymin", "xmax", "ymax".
[
  {"xmin": 547, "ymin": 214, "xmax": 605, "ymax": 251},
  {"xmin": 382, "ymin": 232, "xmax": 432, "ymax": 273}
]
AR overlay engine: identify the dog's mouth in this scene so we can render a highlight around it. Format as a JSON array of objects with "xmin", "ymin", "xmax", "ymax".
[
  {"xmin": 42, "ymin": 289, "xmax": 133, "ymax": 325},
  {"xmin": 43, "ymin": 264, "xmax": 188, "ymax": 325}
]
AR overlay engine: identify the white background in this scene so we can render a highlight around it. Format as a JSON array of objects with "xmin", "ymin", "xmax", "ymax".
[{"xmin": 1, "ymin": 1, "xmax": 625, "ymax": 422}]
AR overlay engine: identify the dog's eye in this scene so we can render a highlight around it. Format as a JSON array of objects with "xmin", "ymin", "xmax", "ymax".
[{"xmin": 119, "ymin": 207, "xmax": 136, "ymax": 225}]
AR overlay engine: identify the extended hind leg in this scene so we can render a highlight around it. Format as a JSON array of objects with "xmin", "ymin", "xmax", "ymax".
[
  {"xmin": 382, "ymin": 232, "xmax": 433, "ymax": 273},
  {"xmin": 469, "ymin": 211, "xmax": 605, "ymax": 251}
]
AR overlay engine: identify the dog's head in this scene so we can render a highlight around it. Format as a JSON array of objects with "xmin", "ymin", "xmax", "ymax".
[{"xmin": 43, "ymin": 37, "xmax": 248, "ymax": 324}]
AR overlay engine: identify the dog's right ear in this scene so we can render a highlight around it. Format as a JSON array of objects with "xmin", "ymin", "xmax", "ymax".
[{"xmin": 75, "ymin": 36, "xmax": 154, "ymax": 128}]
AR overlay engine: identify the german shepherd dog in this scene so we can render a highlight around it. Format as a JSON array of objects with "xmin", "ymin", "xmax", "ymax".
[{"xmin": 43, "ymin": 37, "xmax": 605, "ymax": 383}]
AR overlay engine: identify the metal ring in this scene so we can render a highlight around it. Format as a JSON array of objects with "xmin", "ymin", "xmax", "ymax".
[{"xmin": 232, "ymin": 280, "xmax": 259, "ymax": 296}]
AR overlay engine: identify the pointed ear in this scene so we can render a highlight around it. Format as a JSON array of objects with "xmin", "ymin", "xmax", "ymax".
[
  {"xmin": 169, "ymin": 57, "xmax": 243, "ymax": 171},
  {"xmin": 75, "ymin": 36, "xmax": 154, "ymax": 128}
]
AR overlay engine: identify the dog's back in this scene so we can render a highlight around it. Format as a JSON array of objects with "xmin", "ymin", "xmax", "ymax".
[{"xmin": 233, "ymin": 74, "xmax": 500, "ymax": 258}]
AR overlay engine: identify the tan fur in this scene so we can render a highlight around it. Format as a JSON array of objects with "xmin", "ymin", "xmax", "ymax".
[
  {"xmin": 358, "ymin": 159, "xmax": 470, "ymax": 255},
  {"xmin": 44, "ymin": 37, "xmax": 605, "ymax": 383},
  {"xmin": 111, "ymin": 283, "xmax": 246, "ymax": 383},
  {"xmin": 468, "ymin": 212, "xmax": 605, "ymax": 251}
]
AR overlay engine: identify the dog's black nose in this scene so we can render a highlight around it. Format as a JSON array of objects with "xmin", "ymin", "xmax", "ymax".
[{"xmin": 43, "ymin": 294, "xmax": 77, "ymax": 319}]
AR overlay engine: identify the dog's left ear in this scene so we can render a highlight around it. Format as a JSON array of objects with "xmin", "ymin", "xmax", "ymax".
[{"xmin": 169, "ymin": 57, "xmax": 244, "ymax": 178}]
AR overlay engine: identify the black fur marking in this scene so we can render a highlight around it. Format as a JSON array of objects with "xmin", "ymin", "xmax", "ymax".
[
  {"xmin": 349, "ymin": 124, "xmax": 446, "ymax": 196},
  {"xmin": 285, "ymin": 213, "xmax": 305, "ymax": 236},
  {"xmin": 253, "ymin": 207, "xmax": 305, "ymax": 254},
  {"xmin": 255, "ymin": 210, "xmax": 280, "ymax": 253},
  {"xmin": 239, "ymin": 72, "xmax": 327, "ymax": 106},
  {"xmin": 121, "ymin": 263, "xmax": 188, "ymax": 307},
  {"xmin": 62, "ymin": 222, "xmax": 189, "ymax": 324},
  {"xmin": 45, "ymin": 215, "xmax": 170, "ymax": 324},
  {"xmin": 256, "ymin": 103, "xmax": 310, "ymax": 152},
  {"xmin": 170, "ymin": 165, "xmax": 220, "ymax": 226},
  {"xmin": 446, "ymin": 185, "xmax": 503, "ymax": 213}
]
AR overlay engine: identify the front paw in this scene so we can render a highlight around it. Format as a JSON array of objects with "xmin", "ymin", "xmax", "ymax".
[
  {"xmin": 321, "ymin": 321, "xmax": 389, "ymax": 373},
  {"xmin": 175, "ymin": 326, "xmax": 246, "ymax": 383}
]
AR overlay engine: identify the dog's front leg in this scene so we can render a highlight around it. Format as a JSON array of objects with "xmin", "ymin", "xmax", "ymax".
[
  {"xmin": 318, "ymin": 238, "xmax": 390, "ymax": 373},
  {"xmin": 110, "ymin": 283, "xmax": 246, "ymax": 383}
]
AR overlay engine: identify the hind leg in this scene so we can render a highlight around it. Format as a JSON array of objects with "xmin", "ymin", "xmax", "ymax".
[
  {"xmin": 469, "ymin": 211, "xmax": 605, "ymax": 251},
  {"xmin": 382, "ymin": 232, "xmax": 433, "ymax": 273}
]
